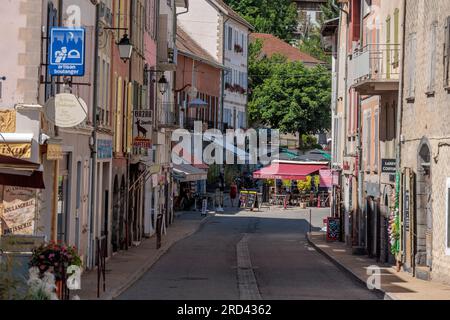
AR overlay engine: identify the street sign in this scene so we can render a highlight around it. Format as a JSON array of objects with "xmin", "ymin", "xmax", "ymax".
[
  {"xmin": 381, "ymin": 159, "xmax": 397, "ymax": 173},
  {"xmin": 45, "ymin": 93, "xmax": 88, "ymax": 127},
  {"xmin": 49, "ymin": 27, "xmax": 85, "ymax": 76}
]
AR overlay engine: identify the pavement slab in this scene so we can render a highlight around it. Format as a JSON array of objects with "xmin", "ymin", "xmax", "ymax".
[{"xmin": 307, "ymin": 231, "xmax": 450, "ymax": 300}]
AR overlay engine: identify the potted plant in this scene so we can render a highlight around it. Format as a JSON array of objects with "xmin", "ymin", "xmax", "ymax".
[{"xmin": 29, "ymin": 241, "xmax": 82, "ymax": 298}]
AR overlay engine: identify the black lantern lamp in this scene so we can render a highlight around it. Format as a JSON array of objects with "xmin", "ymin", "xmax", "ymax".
[
  {"xmin": 158, "ymin": 74, "xmax": 169, "ymax": 95},
  {"xmin": 118, "ymin": 34, "xmax": 133, "ymax": 62}
]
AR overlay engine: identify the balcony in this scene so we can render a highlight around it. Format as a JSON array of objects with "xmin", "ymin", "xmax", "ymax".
[
  {"xmin": 349, "ymin": 44, "xmax": 400, "ymax": 95},
  {"xmin": 157, "ymin": 102, "xmax": 179, "ymax": 130}
]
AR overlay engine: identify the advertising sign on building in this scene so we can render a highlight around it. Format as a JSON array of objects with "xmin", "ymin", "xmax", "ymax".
[
  {"xmin": 97, "ymin": 139, "xmax": 113, "ymax": 159},
  {"xmin": 45, "ymin": 93, "xmax": 88, "ymax": 128},
  {"xmin": 381, "ymin": 159, "xmax": 397, "ymax": 173},
  {"xmin": 1, "ymin": 187, "xmax": 36, "ymax": 235},
  {"xmin": 133, "ymin": 110, "xmax": 152, "ymax": 150},
  {"xmin": 49, "ymin": 28, "xmax": 85, "ymax": 76}
]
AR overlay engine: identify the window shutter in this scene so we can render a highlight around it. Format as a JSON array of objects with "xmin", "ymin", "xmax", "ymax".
[
  {"xmin": 444, "ymin": 17, "xmax": 450, "ymax": 87},
  {"xmin": 428, "ymin": 22, "xmax": 437, "ymax": 92}
]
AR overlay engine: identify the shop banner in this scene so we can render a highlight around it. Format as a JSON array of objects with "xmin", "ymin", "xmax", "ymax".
[
  {"xmin": 319, "ymin": 169, "xmax": 333, "ymax": 188},
  {"xmin": 1, "ymin": 187, "xmax": 36, "ymax": 235},
  {"xmin": 0, "ymin": 143, "xmax": 31, "ymax": 159}
]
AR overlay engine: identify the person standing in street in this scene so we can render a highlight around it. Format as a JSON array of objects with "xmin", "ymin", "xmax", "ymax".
[{"xmin": 229, "ymin": 181, "xmax": 238, "ymax": 207}]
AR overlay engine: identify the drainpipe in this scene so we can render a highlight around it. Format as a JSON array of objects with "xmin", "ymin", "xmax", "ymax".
[
  {"xmin": 87, "ymin": 1, "xmax": 100, "ymax": 269},
  {"xmin": 396, "ymin": 0, "xmax": 406, "ymax": 172},
  {"xmin": 221, "ymin": 16, "xmax": 231, "ymax": 131}
]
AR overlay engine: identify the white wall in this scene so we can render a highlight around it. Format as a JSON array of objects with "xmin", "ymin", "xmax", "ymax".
[{"xmin": 177, "ymin": 0, "xmax": 221, "ymax": 61}]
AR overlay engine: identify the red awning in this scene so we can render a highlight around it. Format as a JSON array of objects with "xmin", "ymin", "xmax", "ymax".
[
  {"xmin": 253, "ymin": 163, "xmax": 328, "ymax": 180},
  {"xmin": 0, "ymin": 155, "xmax": 45, "ymax": 189}
]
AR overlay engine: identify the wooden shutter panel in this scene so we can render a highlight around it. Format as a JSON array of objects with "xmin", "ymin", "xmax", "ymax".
[{"xmin": 444, "ymin": 17, "xmax": 450, "ymax": 87}]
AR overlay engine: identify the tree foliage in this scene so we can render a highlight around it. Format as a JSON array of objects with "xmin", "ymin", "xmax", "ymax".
[
  {"xmin": 248, "ymin": 53, "xmax": 331, "ymax": 136},
  {"xmin": 223, "ymin": 0, "xmax": 298, "ymax": 41}
]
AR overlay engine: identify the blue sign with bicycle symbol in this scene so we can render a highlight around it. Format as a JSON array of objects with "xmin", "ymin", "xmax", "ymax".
[{"xmin": 49, "ymin": 28, "xmax": 85, "ymax": 76}]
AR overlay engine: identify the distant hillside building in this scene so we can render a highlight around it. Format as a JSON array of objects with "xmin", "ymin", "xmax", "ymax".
[{"xmin": 250, "ymin": 33, "xmax": 325, "ymax": 67}]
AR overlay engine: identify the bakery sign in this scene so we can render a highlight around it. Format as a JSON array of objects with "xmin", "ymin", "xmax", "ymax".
[
  {"xmin": 0, "ymin": 187, "xmax": 36, "ymax": 235},
  {"xmin": 133, "ymin": 110, "xmax": 152, "ymax": 149}
]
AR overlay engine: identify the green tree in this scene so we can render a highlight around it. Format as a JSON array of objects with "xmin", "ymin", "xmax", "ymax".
[
  {"xmin": 248, "ymin": 60, "xmax": 331, "ymax": 138},
  {"xmin": 223, "ymin": 0, "xmax": 298, "ymax": 41}
]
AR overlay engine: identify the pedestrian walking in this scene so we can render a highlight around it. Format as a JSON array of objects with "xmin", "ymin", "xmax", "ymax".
[{"xmin": 229, "ymin": 181, "xmax": 238, "ymax": 207}]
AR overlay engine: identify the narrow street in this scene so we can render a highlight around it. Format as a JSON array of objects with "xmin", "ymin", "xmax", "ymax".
[{"xmin": 118, "ymin": 209, "xmax": 380, "ymax": 300}]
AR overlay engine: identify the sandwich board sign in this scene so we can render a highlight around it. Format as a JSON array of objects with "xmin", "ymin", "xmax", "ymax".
[{"xmin": 49, "ymin": 28, "xmax": 85, "ymax": 76}]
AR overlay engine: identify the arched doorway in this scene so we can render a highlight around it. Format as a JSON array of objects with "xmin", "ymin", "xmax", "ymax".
[
  {"xmin": 112, "ymin": 175, "xmax": 119, "ymax": 253},
  {"xmin": 416, "ymin": 140, "xmax": 432, "ymax": 271}
]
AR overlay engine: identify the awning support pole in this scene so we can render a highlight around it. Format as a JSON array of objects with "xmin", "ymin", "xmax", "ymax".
[{"xmin": 51, "ymin": 159, "xmax": 59, "ymax": 242}]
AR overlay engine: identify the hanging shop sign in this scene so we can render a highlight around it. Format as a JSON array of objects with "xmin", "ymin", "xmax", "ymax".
[
  {"xmin": 0, "ymin": 187, "xmax": 36, "ymax": 236},
  {"xmin": 0, "ymin": 143, "xmax": 31, "ymax": 159},
  {"xmin": 0, "ymin": 110, "xmax": 16, "ymax": 133},
  {"xmin": 0, "ymin": 234, "xmax": 45, "ymax": 253},
  {"xmin": 133, "ymin": 110, "xmax": 152, "ymax": 150},
  {"xmin": 381, "ymin": 159, "xmax": 397, "ymax": 174},
  {"xmin": 45, "ymin": 93, "xmax": 88, "ymax": 128},
  {"xmin": 97, "ymin": 139, "xmax": 113, "ymax": 159},
  {"xmin": 319, "ymin": 170, "xmax": 333, "ymax": 188},
  {"xmin": 46, "ymin": 143, "xmax": 63, "ymax": 160},
  {"xmin": 49, "ymin": 28, "xmax": 85, "ymax": 76}
]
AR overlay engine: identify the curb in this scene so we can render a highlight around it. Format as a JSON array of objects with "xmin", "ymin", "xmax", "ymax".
[
  {"xmin": 102, "ymin": 215, "xmax": 211, "ymax": 300},
  {"xmin": 305, "ymin": 233, "xmax": 396, "ymax": 300}
]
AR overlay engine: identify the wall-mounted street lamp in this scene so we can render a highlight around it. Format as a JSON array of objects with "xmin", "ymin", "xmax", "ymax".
[
  {"xmin": 117, "ymin": 34, "xmax": 133, "ymax": 62},
  {"xmin": 157, "ymin": 74, "xmax": 169, "ymax": 95},
  {"xmin": 102, "ymin": 27, "xmax": 133, "ymax": 62},
  {"xmin": 144, "ymin": 66, "xmax": 169, "ymax": 95}
]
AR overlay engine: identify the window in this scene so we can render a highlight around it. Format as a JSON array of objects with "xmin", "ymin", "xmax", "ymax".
[
  {"xmin": 228, "ymin": 26, "xmax": 233, "ymax": 51},
  {"xmin": 428, "ymin": 22, "xmax": 438, "ymax": 94}
]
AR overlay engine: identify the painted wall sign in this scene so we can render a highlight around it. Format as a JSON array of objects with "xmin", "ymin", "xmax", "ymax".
[
  {"xmin": 97, "ymin": 139, "xmax": 113, "ymax": 159},
  {"xmin": 1, "ymin": 187, "xmax": 36, "ymax": 236},
  {"xmin": 133, "ymin": 110, "xmax": 152, "ymax": 150},
  {"xmin": 45, "ymin": 93, "xmax": 88, "ymax": 128},
  {"xmin": 381, "ymin": 159, "xmax": 397, "ymax": 173},
  {"xmin": 49, "ymin": 28, "xmax": 85, "ymax": 76}
]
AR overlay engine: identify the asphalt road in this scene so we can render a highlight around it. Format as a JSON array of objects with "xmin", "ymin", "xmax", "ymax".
[{"xmin": 118, "ymin": 208, "xmax": 380, "ymax": 300}]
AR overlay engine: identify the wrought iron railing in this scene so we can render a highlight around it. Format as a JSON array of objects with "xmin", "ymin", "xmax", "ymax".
[{"xmin": 350, "ymin": 43, "xmax": 401, "ymax": 84}]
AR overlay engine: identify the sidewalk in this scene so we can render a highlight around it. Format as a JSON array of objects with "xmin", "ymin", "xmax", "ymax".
[
  {"xmin": 77, "ymin": 212, "xmax": 209, "ymax": 300},
  {"xmin": 307, "ymin": 231, "xmax": 450, "ymax": 300}
]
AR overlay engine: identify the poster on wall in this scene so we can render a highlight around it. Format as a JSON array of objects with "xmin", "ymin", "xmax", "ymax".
[{"xmin": 1, "ymin": 187, "xmax": 36, "ymax": 235}]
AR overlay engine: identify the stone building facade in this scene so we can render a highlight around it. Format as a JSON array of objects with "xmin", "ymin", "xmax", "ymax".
[{"xmin": 401, "ymin": 0, "xmax": 450, "ymax": 283}]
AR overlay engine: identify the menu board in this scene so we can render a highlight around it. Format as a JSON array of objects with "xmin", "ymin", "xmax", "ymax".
[
  {"xmin": 246, "ymin": 192, "xmax": 256, "ymax": 209},
  {"xmin": 326, "ymin": 217, "xmax": 341, "ymax": 242}
]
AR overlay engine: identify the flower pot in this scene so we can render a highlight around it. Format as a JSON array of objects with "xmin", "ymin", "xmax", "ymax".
[{"xmin": 55, "ymin": 279, "xmax": 63, "ymax": 299}]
